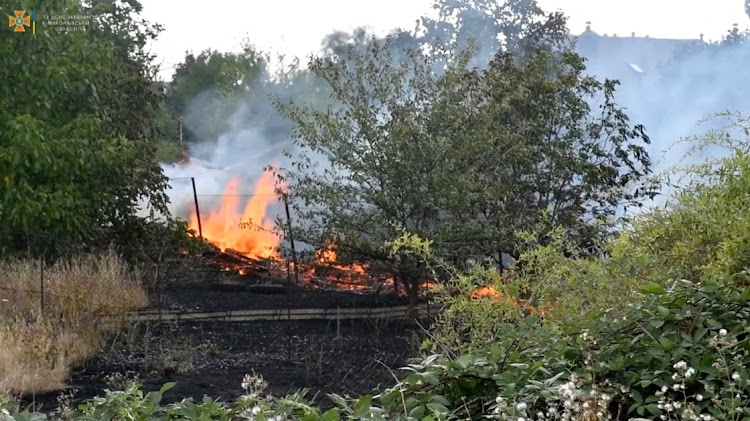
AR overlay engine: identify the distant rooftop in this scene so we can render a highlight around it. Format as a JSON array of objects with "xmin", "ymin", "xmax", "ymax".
[{"xmin": 573, "ymin": 21, "xmax": 706, "ymax": 79}]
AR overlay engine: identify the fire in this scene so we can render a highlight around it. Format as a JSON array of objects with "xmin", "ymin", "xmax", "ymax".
[
  {"xmin": 189, "ymin": 171, "xmax": 282, "ymax": 260},
  {"xmin": 301, "ymin": 243, "xmax": 371, "ymax": 290},
  {"xmin": 468, "ymin": 284, "xmax": 548, "ymax": 317},
  {"xmin": 471, "ymin": 285, "xmax": 501, "ymax": 299},
  {"xmin": 185, "ymin": 171, "xmax": 532, "ymax": 303}
]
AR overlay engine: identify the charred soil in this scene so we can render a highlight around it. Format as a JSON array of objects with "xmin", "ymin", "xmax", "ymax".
[{"xmin": 21, "ymin": 253, "xmax": 428, "ymax": 413}]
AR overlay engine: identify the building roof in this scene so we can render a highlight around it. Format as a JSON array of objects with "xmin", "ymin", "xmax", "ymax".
[{"xmin": 573, "ymin": 22, "xmax": 705, "ymax": 81}]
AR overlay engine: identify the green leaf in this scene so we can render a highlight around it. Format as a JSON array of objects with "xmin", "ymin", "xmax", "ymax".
[
  {"xmin": 426, "ymin": 402, "xmax": 450, "ymax": 415},
  {"xmin": 631, "ymin": 389, "xmax": 644, "ymax": 404},
  {"xmin": 320, "ymin": 409, "xmax": 340, "ymax": 421},
  {"xmin": 649, "ymin": 319, "xmax": 664, "ymax": 328},
  {"xmin": 641, "ymin": 282, "xmax": 665, "ymax": 295},
  {"xmin": 422, "ymin": 372, "xmax": 440, "ymax": 386},
  {"xmin": 328, "ymin": 394, "xmax": 347, "ymax": 408},
  {"xmin": 457, "ymin": 355, "xmax": 473, "ymax": 369},
  {"xmin": 693, "ymin": 326, "xmax": 707, "ymax": 342},
  {"xmin": 353, "ymin": 395, "xmax": 373, "ymax": 416},
  {"xmin": 645, "ymin": 404, "xmax": 661, "ymax": 416},
  {"xmin": 409, "ymin": 405, "xmax": 426, "ymax": 419},
  {"xmin": 159, "ymin": 382, "xmax": 176, "ymax": 395},
  {"xmin": 430, "ymin": 394, "xmax": 450, "ymax": 406}
]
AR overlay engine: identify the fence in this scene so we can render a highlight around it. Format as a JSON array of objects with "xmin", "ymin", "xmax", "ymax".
[{"xmin": 164, "ymin": 174, "xmax": 395, "ymax": 289}]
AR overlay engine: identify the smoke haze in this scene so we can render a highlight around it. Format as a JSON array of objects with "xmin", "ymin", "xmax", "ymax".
[{"xmin": 153, "ymin": 5, "xmax": 749, "ymax": 229}]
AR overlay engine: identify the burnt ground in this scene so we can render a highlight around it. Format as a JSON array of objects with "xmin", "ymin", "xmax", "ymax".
[
  {"xmin": 148, "ymin": 253, "xmax": 416, "ymax": 312},
  {"xmin": 21, "ymin": 254, "xmax": 429, "ymax": 413}
]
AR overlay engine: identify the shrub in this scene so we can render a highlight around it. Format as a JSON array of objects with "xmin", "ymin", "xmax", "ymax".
[{"xmin": 613, "ymin": 113, "xmax": 750, "ymax": 288}]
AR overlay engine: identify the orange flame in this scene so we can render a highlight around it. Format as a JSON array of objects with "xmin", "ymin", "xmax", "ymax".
[
  {"xmin": 471, "ymin": 285, "xmax": 501, "ymax": 299},
  {"xmin": 189, "ymin": 171, "xmax": 281, "ymax": 260},
  {"xmin": 468, "ymin": 285, "xmax": 548, "ymax": 317},
  {"xmin": 301, "ymin": 243, "xmax": 370, "ymax": 290}
]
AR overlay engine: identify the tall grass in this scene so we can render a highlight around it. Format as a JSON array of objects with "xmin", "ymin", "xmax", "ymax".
[{"xmin": 0, "ymin": 250, "xmax": 147, "ymax": 398}]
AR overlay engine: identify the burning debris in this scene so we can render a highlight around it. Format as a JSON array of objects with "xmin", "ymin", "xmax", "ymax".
[
  {"xmin": 181, "ymin": 169, "xmax": 520, "ymax": 305},
  {"xmin": 188, "ymin": 171, "xmax": 281, "ymax": 261},
  {"xmin": 201, "ymin": 247, "xmax": 272, "ymax": 277}
]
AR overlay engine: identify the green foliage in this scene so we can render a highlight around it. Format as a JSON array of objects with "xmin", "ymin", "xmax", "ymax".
[
  {"xmin": 168, "ymin": 44, "xmax": 267, "ymax": 142},
  {"xmin": 616, "ymin": 114, "xmax": 750, "ymax": 287},
  {"xmin": 154, "ymin": 139, "xmax": 184, "ymax": 164},
  {"xmin": 275, "ymin": 27, "xmax": 654, "ymax": 305},
  {"xmin": 149, "ymin": 101, "xmax": 180, "ymax": 144},
  {"xmin": 0, "ymin": 0, "xmax": 178, "ymax": 260}
]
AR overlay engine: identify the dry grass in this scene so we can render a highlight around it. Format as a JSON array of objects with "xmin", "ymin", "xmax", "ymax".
[{"xmin": 0, "ymin": 250, "xmax": 148, "ymax": 399}]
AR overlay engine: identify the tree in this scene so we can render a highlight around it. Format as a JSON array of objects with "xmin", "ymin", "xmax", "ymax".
[
  {"xmin": 274, "ymin": 33, "xmax": 654, "ymax": 306},
  {"xmin": 168, "ymin": 45, "xmax": 267, "ymax": 142},
  {"xmin": 418, "ymin": 0, "xmax": 571, "ymax": 67},
  {"xmin": 0, "ymin": 0, "xmax": 171, "ymax": 259}
]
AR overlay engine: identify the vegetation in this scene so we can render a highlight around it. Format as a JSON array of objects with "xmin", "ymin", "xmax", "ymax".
[
  {"xmin": 167, "ymin": 45, "xmax": 267, "ymax": 143},
  {"xmin": 0, "ymin": 251, "xmax": 146, "ymax": 398},
  {"xmin": 2, "ymin": 0, "xmax": 750, "ymax": 418},
  {"xmin": 275, "ymin": 33, "xmax": 655, "ymax": 306},
  {"xmin": 3, "ymin": 115, "xmax": 749, "ymax": 419},
  {"xmin": 0, "ymin": 0, "xmax": 181, "ymax": 260}
]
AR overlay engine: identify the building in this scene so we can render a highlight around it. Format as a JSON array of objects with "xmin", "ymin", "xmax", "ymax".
[{"xmin": 573, "ymin": 22, "xmax": 705, "ymax": 82}]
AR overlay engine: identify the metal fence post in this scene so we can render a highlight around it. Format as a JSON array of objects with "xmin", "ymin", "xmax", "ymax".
[
  {"xmin": 283, "ymin": 194, "xmax": 299, "ymax": 284},
  {"xmin": 191, "ymin": 177, "xmax": 203, "ymax": 238}
]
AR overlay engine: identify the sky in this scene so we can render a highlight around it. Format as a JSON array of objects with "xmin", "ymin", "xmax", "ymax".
[{"xmin": 141, "ymin": 0, "xmax": 750, "ymax": 80}]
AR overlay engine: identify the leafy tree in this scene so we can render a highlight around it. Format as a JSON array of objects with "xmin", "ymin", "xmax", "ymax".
[
  {"xmin": 168, "ymin": 44, "xmax": 267, "ymax": 142},
  {"xmin": 419, "ymin": 0, "xmax": 571, "ymax": 65},
  {"xmin": 275, "ymin": 31, "xmax": 654, "ymax": 306},
  {"xmin": 0, "ymin": 0, "xmax": 172, "ymax": 259}
]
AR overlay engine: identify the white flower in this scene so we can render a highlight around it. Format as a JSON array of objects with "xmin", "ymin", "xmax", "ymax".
[
  {"xmin": 516, "ymin": 402, "xmax": 527, "ymax": 411},
  {"xmin": 685, "ymin": 367, "xmax": 696, "ymax": 377},
  {"xmin": 537, "ymin": 412, "xmax": 544, "ymax": 418},
  {"xmin": 517, "ymin": 418, "xmax": 525, "ymax": 421},
  {"xmin": 719, "ymin": 328, "xmax": 728, "ymax": 336},
  {"xmin": 732, "ymin": 372, "xmax": 741, "ymax": 381},
  {"xmin": 661, "ymin": 386, "xmax": 668, "ymax": 393},
  {"xmin": 696, "ymin": 394, "xmax": 703, "ymax": 401},
  {"xmin": 674, "ymin": 402, "xmax": 682, "ymax": 409},
  {"xmin": 496, "ymin": 396, "xmax": 504, "ymax": 404},
  {"xmin": 674, "ymin": 361, "xmax": 688, "ymax": 370}
]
